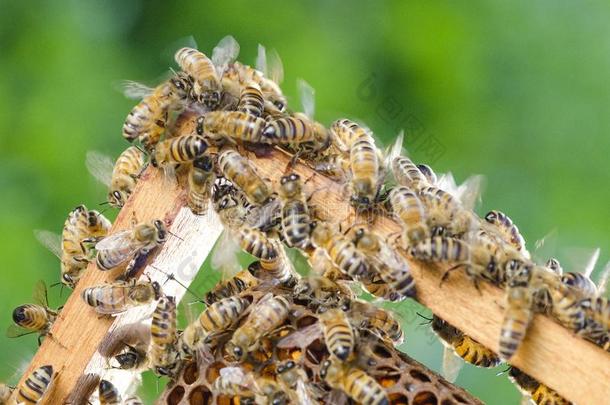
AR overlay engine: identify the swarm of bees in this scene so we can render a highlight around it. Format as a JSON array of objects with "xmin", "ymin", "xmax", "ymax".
[{"xmin": 4, "ymin": 35, "xmax": 607, "ymax": 405}]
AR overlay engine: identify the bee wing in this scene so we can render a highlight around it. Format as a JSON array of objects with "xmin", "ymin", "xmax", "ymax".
[
  {"xmin": 297, "ymin": 78, "xmax": 316, "ymax": 119},
  {"xmin": 456, "ymin": 174, "xmax": 485, "ymax": 211},
  {"xmin": 562, "ymin": 247, "xmax": 601, "ymax": 277},
  {"xmin": 583, "ymin": 247, "xmax": 600, "ymax": 278},
  {"xmin": 32, "ymin": 280, "xmax": 49, "ymax": 307},
  {"xmin": 120, "ymin": 80, "xmax": 155, "ymax": 100},
  {"xmin": 277, "ymin": 323, "xmax": 322, "ymax": 349},
  {"xmin": 385, "ymin": 130, "xmax": 405, "ymax": 173},
  {"xmin": 34, "ymin": 229, "xmax": 62, "ymax": 259},
  {"xmin": 255, "ymin": 44, "xmax": 267, "ymax": 75},
  {"xmin": 85, "ymin": 151, "xmax": 114, "ymax": 188},
  {"xmin": 94, "ymin": 230, "xmax": 133, "ymax": 251},
  {"xmin": 246, "ymin": 199, "xmax": 281, "ymax": 230},
  {"xmin": 267, "ymin": 49, "xmax": 284, "ymax": 84},
  {"xmin": 441, "ymin": 345, "xmax": 463, "ymax": 383},
  {"xmin": 597, "ymin": 261, "xmax": 610, "ymax": 295},
  {"xmin": 211, "ymin": 231, "xmax": 241, "ymax": 279},
  {"xmin": 5, "ymin": 324, "xmax": 35, "ymax": 338},
  {"xmin": 295, "ymin": 380, "xmax": 317, "ymax": 405},
  {"xmin": 219, "ymin": 366, "xmax": 249, "ymax": 385},
  {"xmin": 212, "ymin": 35, "xmax": 240, "ymax": 76}
]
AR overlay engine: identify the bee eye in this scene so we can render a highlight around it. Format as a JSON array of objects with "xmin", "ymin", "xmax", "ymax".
[
  {"xmin": 233, "ymin": 346, "xmax": 243, "ymax": 357},
  {"xmin": 274, "ymin": 101, "xmax": 285, "ymax": 111},
  {"xmin": 286, "ymin": 360, "xmax": 295, "ymax": 368}
]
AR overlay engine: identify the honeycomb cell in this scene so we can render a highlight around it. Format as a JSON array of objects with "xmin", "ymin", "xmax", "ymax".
[
  {"xmin": 188, "ymin": 385, "xmax": 212, "ymax": 405},
  {"xmin": 183, "ymin": 361, "xmax": 199, "ymax": 385},
  {"xmin": 413, "ymin": 391, "xmax": 438, "ymax": 405},
  {"xmin": 305, "ymin": 339, "xmax": 330, "ymax": 365},
  {"xmin": 296, "ymin": 315, "xmax": 317, "ymax": 328},
  {"xmin": 410, "ymin": 369, "xmax": 432, "ymax": 383},
  {"xmin": 205, "ymin": 361, "xmax": 225, "ymax": 384},
  {"xmin": 373, "ymin": 344, "xmax": 393, "ymax": 359},
  {"xmin": 389, "ymin": 393, "xmax": 409, "ymax": 405},
  {"xmin": 167, "ymin": 385, "xmax": 185, "ymax": 405}
]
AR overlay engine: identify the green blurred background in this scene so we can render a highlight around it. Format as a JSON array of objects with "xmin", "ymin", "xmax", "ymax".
[{"xmin": 1, "ymin": 1, "xmax": 609, "ymax": 403}]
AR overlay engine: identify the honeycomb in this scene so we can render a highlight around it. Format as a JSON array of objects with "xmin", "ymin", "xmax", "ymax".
[{"xmin": 157, "ymin": 287, "xmax": 483, "ymax": 405}]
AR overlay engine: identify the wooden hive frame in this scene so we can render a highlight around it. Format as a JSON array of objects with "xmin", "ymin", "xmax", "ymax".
[{"xmin": 10, "ymin": 115, "xmax": 610, "ymax": 405}]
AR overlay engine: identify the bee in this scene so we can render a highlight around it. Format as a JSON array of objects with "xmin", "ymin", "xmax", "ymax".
[
  {"xmin": 218, "ymin": 149, "xmax": 272, "ymax": 205},
  {"xmin": 331, "ymin": 119, "xmax": 383, "ymax": 209},
  {"xmin": 81, "ymin": 278, "xmax": 161, "ymax": 315},
  {"xmin": 149, "ymin": 296, "xmax": 182, "ymax": 377},
  {"xmin": 7, "ymin": 281, "xmax": 58, "ymax": 345},
  {"xmin": 178, "ymin": 295, "xmax": 249, "ymax": 358},
  {"xmin": 229, "ymin": 293, "xmax": 291, "ymax": 361},
  {"xmin": 292, "ymin": 275, "xmax": 354, "ymax": 311},
  {"xmin": 349, "ymin": 301, "xmax": 403, "ymax": 344},
  {"xmin": 250, "ymin": 246, "xmax": 298, "ymax": 287},
  {"xmin": 174, "ymin": 36, "xmax": 239, "ymax": 108},
  {"xmin": 278, "ymin": 173, "xmax": 312, "ymax": 249},
  {"xmin": 237, "ymin": 227, "xmax": 278, "ymax": 261},
  {"xmin": 237, "ymin": 82, "xmax": 265, "ymax": 117},
  {"xmin": 508, "ymin": 367, "xmax": 572, "ymax": 405},
  {"xmin": 351, "ymin": 226, "xmax": 416, "ymax": 300},
  {"xmin": 187, "ymin": 155, "xmax": 216, "ymax": 215},
  {"xmin": 211, "ymin": 367, "xmax": 256, "ymax": 402},
  {"xmin": 255, "ymin": 378, "xmax": 288, "ymax": 405},
  {"xmin": 429, "ymin": 315, "xmax": 500, "ymax": 382},
  {"xmin": 113, "ymin": 343, "xmax": 148, "ymax": 370},
  {"xmin": 122, "ymin": 72, "xmax": 191, "ymax": 151},
  {"xmin": 14, "ymin": 365, "xmax": 54, "ymax": 405},
  {"xmin": 391, "ymin": 155, "xmax": 431, "ymax": 189},
  {"xmin": 310, "ymin": 222, "xmax": 369, "ymax": 279},
  {"xmin": 150, "ymin": 134, "xmax": 208, "ymax": 168},
  {"xmin": 98, "ymin": 379, "xmax": 121, "ymax": 405},
  {"xmin": 277, "ymin": 360, "xmax": 321, "ymax": 405},
  {"xmin": 204, "ymin": 268, "xmax": 259, "ymax": 305},
  {"xmin": 387, "ymin": 186, "xmax": 429, "ymax": 248},
  {"xmin": 199, "ymin": 111, "xmax": 267, "ymax": 144},
  {"xmin": 408, "ymin": 236, "xmax": 474, "ymax": 279},
  {"xmin": 319, "ymin": 359, "xmax": 389, "ymax": 405},
  {"xmin": 36, "ymin": 205, "xmax": 112, "ymax": 288},
  {"xmin": 95, "ymin": 219, "xmax": 167, "ymax": 272},
  {"xmin": 320, "ymin": 308, "xmax": 355, "ymax": 361},
  {"xmin": 499, "ymin": 260, "xmax": 535, "ymax": 361},
  {"xmin": 86, "ymin": 146, "xmax": 147, "ymax": 208},
  {"xmin": 418, "ymin": 185, "xmax": 477, "ymax": 237},
  {"xmin": 483, "ymin": 210, "xmax": 529, "ymax": 258}
]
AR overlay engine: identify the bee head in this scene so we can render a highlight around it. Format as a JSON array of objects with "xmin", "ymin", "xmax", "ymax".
[
  {"xmin": 277, "ymin": 360, "xmax": 295, "ymax": 374},
  {"xmin": 62, "ymin": 273, "xmax": 76, "ymax": 288},
  {"xmin": 273, "ymin": 100, "xmax": 285, "ymax": 112},
  {"xmin": 279, "ymin": 173, "xmax": 301, "ymax": 197},
  {"xmin": 108, "ymin": 190, "xmax": 126, "ymax": 208},
  {"xmin": 193, "ymin": 155, "xmax": 214, "ymax": 172},
  {"xmin": 151, "ymin": 282, "xmax": 162, "ymax": 300},
  {"xmin": 153, "ymin": 220, "xmax": 167, "ymax": 242},
  {"xmin": 202, "ymin": 91, "xmax": 221, "ymax": 109}
]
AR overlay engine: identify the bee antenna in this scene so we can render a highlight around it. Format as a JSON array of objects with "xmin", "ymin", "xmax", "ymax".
[
  {"xmin": 150, "ymin": 265, "xmax": 202, "ymax": 301},
  {"xmin": 416, "ymin": 312, "xmax": 433, "ymax": 325},
  {"xmin": 496, "ymin": 366, "xmax": 512, "ymax": 377},
  {"xmin": 167, "ymin": 231, "xmax": 184, "ymax": 241},
  {"xmin": 50, "ymin": 282, "xmax": 62, "ymax": 288},
  {"xmin": 134, "ymin": 145, "xmax": 146, "ymax": 154},
  {"xmin": 98, "ymin": 201, "xmax": 110, "ymax": 206}
]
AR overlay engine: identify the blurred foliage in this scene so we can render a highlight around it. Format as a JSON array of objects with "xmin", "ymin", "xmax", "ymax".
[{"xmin": 1, "ymin": 1, "xmax": 610, "ymax": 403}]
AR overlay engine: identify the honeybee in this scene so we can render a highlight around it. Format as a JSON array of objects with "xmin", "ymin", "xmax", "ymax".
[
  {"xmin": 277, "ymin": 360, "xmax": 321, "ymax": 405},
  {"xmin": 418, "ymin": 185, "xmax": 478, "ymax": 237},
  {"xmin": 508, "ymin": 367, "xmax": 572, "ymax": 405},
  {"xmin": 391, "ymin": 155, "xmax": 431, "ymax": 190},
  {"xmin": 86, "ymin": 146, "xmax": 147, "ymax": 208},
  {"xmin": 14, "ymin": 365, "xmax": 54, "ymax": 404},
  {"xmin": 187, "ymin": 155, "xmax": 216, "ymax": 215},
  {"xmin": 320, "ymin": 308, "xmax": 355, "ymax": 361},
  {"xmin": 122, "ymin": 72, "xmax": 191, "ymax": 151},
  {"xmin": 149, "ymin": 296, "xmax": 182, "ymax": 377},
  {"xmin": 178, "ymin": 295, "xmax": 249, "ymax": 358},
  {"xmin": 350, "ymin": 226, "xmax": 416, "ymax": 300},
  {"xmin": 499, "ymin": 260, "xmax": 535, "ymax": 361},
  {"xmin": 387, "ymin": 186, "xmax": 429, "ymax": 248},
  {"xmin": 199, "ymin": 110, "xmax": 267, "ymax": 145},
  {"xmin": 204, "ymin": 269, "xmax": 259, "ymax": 305},
  {"xmin": 483, "ymin": 210, "xmax": 529, "ymax": 258},
  {"xmin": 228, "ymin": 293, "xmax": 291, "ymax": 361},
  {"xmin": 349, "ymin": 301, "xmax": 404, "ymax": 344},
  {"xmin": 150, "ymin": 134, "xmax": 208, "ymax": 168},
  {"xmin": 81, "ymin": 278, "xmax": 161, "ymax": 315},
  {"xmin": 252, "ymin": 377, "xmax": 287, "ymax": 405},
  {"xmin": 429, "ymin": 315, "xmax": 500, "ymax": 383},
  {"xmin": 218, "ymin": 149, "xmax": 272, "ymax": 205},
  {"xmin": 310, "ymin": 222, "xmax": 369, "ymax": 279},
  {"xmin": 292, "ymin": 275, "xmax": 354, "ymax": 311},
  {"xmin": 7, "ymin": 281, "xmax": 58, "ymax": 345},
  {"xmin": 36, "ymin": 205, "xmax": 112, "ymax": 288},
  {"xmin": 278, "ymin": 172, "xmax": 312, "ymax": 249},
  {"xmin": 98, "ymin": 379, "xmax": 121, "ymax": 405},
  {"xmin": 236, "ymin": 82, "xmax": 265, "ymax": 117},
  {"xmin": 95, "ymin": 219, "xmax": 167, "ymax": 273},
  {"xmin": 250, "ymin": 245, "xmax": 298, "ymax": 287},
  {"xmin": 211, "ymin": 367, "xmax": 256, "ymax": 402},
  {"xmin": 262, "ymin": 80, "xmax": 331, "ymax": 148},
  {"xmin": 331, "ymin": 119, "xmax": 383, "ymax": 209},
  {"xmin": 319, "ymin": 359, "xmax": 389, "ymax": 405},
  {"xmin": 416, "ymin": 163, "xmax": 438, "ymax": 186},
  {"xmin": 408, "ymin": 236, "xmax": 472, "ymax": 278},
  {"xmin": 113, "ymin": 343, "xmax": 148, "ymax": 370},
  {"xmin": 175, "ymin": 35, "xmax": 239, "ymax": 108}
]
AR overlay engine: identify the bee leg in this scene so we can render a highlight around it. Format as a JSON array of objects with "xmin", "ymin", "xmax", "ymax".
[{"xmin": 440, "ymin": 264, "xmax": 464, "ymax": 287}]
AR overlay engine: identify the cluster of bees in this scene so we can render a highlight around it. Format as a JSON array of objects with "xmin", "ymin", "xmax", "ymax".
[{"xmin": 3, "ymin": 35, "xmax": 607, "ymax": 405}]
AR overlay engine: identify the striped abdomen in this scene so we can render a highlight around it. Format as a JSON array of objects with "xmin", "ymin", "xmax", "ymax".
[
  {"xmin": 499, "ymin": 287, "xmax": 532, "ymax": 361},
  {"xmin": 321, "ymin": 309, "xmax": 355, "ymax": 361},
  {"xmin": 218, "ymin": 149, "xmax": 270, "ymax": 204},
  {"xmin": 349, "ymin": 132, "xmax": 380, "ymax": 206},
  {"xmin": 247, "ymin": 295, "xmax": 290, "ymax": 335},
  {"xmin": 392, "ymin": 156, "xmax": 428, "ymax": 188},
  {"xmin": 187, "ymin": 156, "xmax": 215, "ymax": 215},
  {"xmin": 205, "ymin": 111, "xmax": 266, "ymax": 143},
  {"xmin": 151, "ymin": 296, "xmax": 177, "ymax": 346},
  {"xmin": 96, "ymin": 244, "xmax": 135, "ymax": 270},
  {"xmin": 281, "ymin": 199, "xmax": 311, "ymax": 249},
  {"xmin": 175, "ymin": 48, "xmax": 218, "ymax": 86},
  {"xmin": 12, "ymin": 304, "xmax": 50, "ymax": 332},
  {"xmin": 204, "ymin": 270, "xmax": 258, "ymax": 305},
  {"xmin": 368, "ymin": 309, "xmax": 403, "ymax": 344},
  {"xmin": 330, "ymin": 118, "xmax": 369, "ymax": 150},
  {"xmin": 98, "ymin": 379, "xmax": 121, "ymax": 405},
  {"xmin": 454, "ymin": 335, "xmax": 501, "ymax": 368},
  {"xmin": 262, "ymin": 114, "xmax": 317, "ymax": 144},
  {"xmin": 16, "ymin": 365, "xmax": 53, "ymax": 404},
  {"xmin": 550, "ymin": 286, "xmax": 586, "ymax": 331},
  {"xmin": 237, "ymin": 227, "xmax": 277, "ymax": 260},
  {"xmin": 122, "ymin": 86, "xmax": 168, "ymax": 149},
  {"xmin": 590, "ymin": 297, "xmax": 610, "ymax": 331},
  {"xmin": 199, "ymin": 296, "xmax": 249, "ymax": 334},
  {"xmin": 341, "ymin": 367, "xmax": 389, "ymax": 405},
  {"xmin": 325, "ymin": 236, "xmax": 369, "ymax": 278},
  {"xmin": 82, "ymin": 285, "xmax": 129, "ymax": 314},
  {"xmin": 111, "ymin": 146, "xmax": 145, "ymax": 195},
  {"xmin": 484, "ymin": 210, "xmax": 527, "ymax": 254},
  {"xmin": 389, "ymin": 186, "xmax": 429, "ymax": 246},
  {"xmin": 409, "ymin": 236, "xmax": 470, "ymax": 263},
  {"xmin": 237, "ymin": 83, "xmax": 264, "ymax": 117}
]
